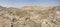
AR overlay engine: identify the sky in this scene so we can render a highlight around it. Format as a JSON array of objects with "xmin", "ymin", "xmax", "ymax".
[{"xmin": 0, "ymin": 0, "xmax": 60, "ymax": 8}]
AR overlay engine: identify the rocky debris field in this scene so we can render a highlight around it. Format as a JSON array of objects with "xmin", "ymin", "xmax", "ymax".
[{"xmin": 0, "ymin": 6, "xmax": 60, "ymax": 27}]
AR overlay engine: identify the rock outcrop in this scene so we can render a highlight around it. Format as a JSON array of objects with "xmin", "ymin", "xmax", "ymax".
[{"xmin": 0, "ymin": 6, "xmax": 60, "ymax": 27}]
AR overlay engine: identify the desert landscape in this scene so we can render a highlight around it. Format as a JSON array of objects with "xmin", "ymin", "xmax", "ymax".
[{"xmin": 0, "ymin": 6, "xmax": 60, "ymax": 27}]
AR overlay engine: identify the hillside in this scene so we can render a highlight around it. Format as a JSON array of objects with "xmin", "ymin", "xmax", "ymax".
[{"xmin": 0, "ymin": 6, "xmax": 60, "ymax": 27}]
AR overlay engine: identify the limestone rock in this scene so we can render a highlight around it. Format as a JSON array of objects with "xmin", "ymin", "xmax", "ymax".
[{"xmin": 0, "ymin": 6, "xmax": 60, "ymax": 27}]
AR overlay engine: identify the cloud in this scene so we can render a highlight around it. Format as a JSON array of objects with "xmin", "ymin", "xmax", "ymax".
[{"xmin": 0, "ymin": 0, "xmax": 60, "ymax": 7}]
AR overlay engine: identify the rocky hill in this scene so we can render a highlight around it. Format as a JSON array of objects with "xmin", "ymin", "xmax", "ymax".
[{"xmin": 0, "ymin": 6, "xmax": 60, "ymax": 27}]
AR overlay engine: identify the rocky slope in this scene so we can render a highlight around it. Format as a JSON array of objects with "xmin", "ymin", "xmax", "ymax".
[{"xmin": 0, "ymin": 6, "xmax": 60, "ymax": 27}]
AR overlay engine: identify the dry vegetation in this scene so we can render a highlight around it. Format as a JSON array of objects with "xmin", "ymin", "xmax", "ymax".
[{"xmin": 0, "ymin": 6, "xmax": 60, "ymax": 27}]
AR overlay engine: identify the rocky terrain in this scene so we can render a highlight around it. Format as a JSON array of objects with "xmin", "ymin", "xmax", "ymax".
[{"xmin": 0, "ymin": 6, "xmax": 60, "ymax": 27}]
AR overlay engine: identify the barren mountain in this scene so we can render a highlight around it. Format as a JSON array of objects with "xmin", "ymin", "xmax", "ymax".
[{"xmin": 0, "ymin": 6, "xmax": 60, "ymax": 27}]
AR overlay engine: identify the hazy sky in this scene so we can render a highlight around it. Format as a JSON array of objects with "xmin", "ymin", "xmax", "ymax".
[{"xmin": 0, "ymin": 0, "xmax": 60, "ymax": 7}]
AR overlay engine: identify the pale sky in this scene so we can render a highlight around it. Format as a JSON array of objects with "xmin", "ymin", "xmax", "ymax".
[{"xmin": 0, "ymin": 0, "xmax": 60, "ymax": 7}]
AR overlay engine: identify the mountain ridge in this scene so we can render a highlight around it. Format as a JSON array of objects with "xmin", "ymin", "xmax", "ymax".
[{"xmin": 0, "ymin": 6, "xmax": 60, "ymax": 27}]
